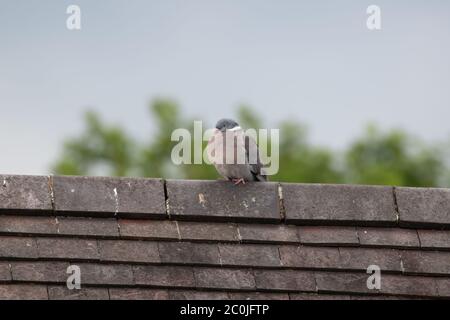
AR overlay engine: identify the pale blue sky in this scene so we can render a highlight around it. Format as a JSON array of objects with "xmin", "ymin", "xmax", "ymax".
[{"xmin": 1, "ymin": 0, "xmax": 449, "ymax": 174}]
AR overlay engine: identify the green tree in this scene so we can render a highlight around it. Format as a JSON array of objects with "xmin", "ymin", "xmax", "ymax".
[
  {"xmin": 53, "ymin": 111, "xmax": 135, "ymax": 176},
  {"xmin": 344, "ymin": 124, "xmax": 444, "ymax": 187},
  {"xmin": 271, "ymin": 120, "xmax": 343, "ymax": 183}
]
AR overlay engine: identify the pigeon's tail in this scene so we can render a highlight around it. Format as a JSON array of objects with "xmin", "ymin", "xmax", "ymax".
[{"xmin": 252, "ymin": 172, "xmax": 268, "ymax": 182}]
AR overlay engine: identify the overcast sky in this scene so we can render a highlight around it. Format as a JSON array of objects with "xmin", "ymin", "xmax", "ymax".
[{"xmin": 1, "ymin": 0, "xmax": 449, "ymax": 175}]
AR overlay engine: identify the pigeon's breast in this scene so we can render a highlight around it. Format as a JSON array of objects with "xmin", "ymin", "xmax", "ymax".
[{"xmin": 207, "ymin": 129, "xmax": 253, "ymax": 180}]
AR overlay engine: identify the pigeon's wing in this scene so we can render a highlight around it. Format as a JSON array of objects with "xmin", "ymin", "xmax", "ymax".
[{"xmin": 244, "ymin": 134, "xmax": 267, "ymax": 181}]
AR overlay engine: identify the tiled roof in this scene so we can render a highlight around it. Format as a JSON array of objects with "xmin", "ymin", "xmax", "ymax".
[{"xmin": 0, "ymin": 174, "xmax": 449, "ymax": 300}]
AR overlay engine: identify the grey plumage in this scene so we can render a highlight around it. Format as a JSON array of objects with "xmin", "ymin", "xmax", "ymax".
[{"xmin": 207, "ymin": 119, "xmax": 267, "ymax": 184}]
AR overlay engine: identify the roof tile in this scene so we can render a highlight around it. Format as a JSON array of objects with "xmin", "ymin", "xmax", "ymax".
[
  {"xmin": 0, "ymin": 175, "xmax": 52, "ymax": 212},
  {"xmin": 194, "ymin": 267, "xmax": 255, "ymax": 290},
  {"xmin": 418, "ymin": 229, "xmax": 450, "ymax": 250},
  {"xmin": 338, "ymin": 247, "xmax": 402, "ymax": 272},
  {"xmin": 283, "ymin": 184, "xmax": 397, "ymax": 225},
  {"xmin": 397, "ymin": 187, "xmax": 450, "ymax": 227},
  {"xmin": 178, "ymin": 222, "xmax": 239, "ymax": 242},
  {"xmin": 166, "ymin": 180, "xmax": 280, "ymax": 222},
  {"xmin": 0, "ymin": 236, "xmax": 38, "ymax": 259},
  {"xmin": 401, "ymin": 250, "xmax": 450, "ymax": 276},
  {"xmin": 11, "ymin": 261, "xmax": 69, "ymax": 282},
  {"xmin": 53, "ymin": 176, "xmax": 166, "ymax": 218},
  {"xmin": 219, "ymin": 244, "xmax": 281, "ymax": 267},
  {"xmin": 76, "ymin": 263, "xmax": 134, "ymax": 286},
  {"xmin": 279, "ymin": 245, "xmax": 340, "ymax": 269},
  {"xmin": 57, "ymin": 217, "xmax": 119, "ymax": 237},
  {"xmin": 0, "ymin": 263, "xmax": 11, "ymax": 281},
  {"xmin": 109, "ymin": 288, "xmax": 169, "ymax": 300},
  {"xmin": 238, "ymin": 224, "xmax": 299, "ymax": 244},
  {"xmin": 0, "ymin": 216, "xmax": 57, "ymax": 235},
  {"xmin": 37, "ymin": 238, "xmax": 99, "ymax": 260},
  {"xmin": 0, "ymin": 284, "xmax": 48, "ymax": 300},
  {"xmin": 133, "ymin": 265, "xmax": 195, "ymax": 287},
  {"xmin": 298, "ymin": 226, "xmax": 359, "ymax": 246},
  {"xmin": 315, "ymin": 272, "xmax": 376, "ymax": 295},
  {"xmin": 48, "ymin": 286, "xmax": 109, "ymax": 300},
  {"xmin": 119, "ymin": 219, "xmax": 179, "ymax": 240},
  {"xmin": 98, "ymin": 240, "xmax": 160, "ymax": 263},
  {"xmin": 357, "ymin": 227, "xmax": 420, "ymax": 248},
  {"xmin": 254, "ymin": 270, "xmax": 316, "ymax": 292},
  {"xmin": 158, "ymin": 241, "xmax": 221, "ymax": 265}
]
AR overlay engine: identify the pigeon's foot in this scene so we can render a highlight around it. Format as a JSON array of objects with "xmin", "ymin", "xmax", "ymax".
[{"xmin": 232, "ymin": 178, "xmax": 246, "ymax": 185}]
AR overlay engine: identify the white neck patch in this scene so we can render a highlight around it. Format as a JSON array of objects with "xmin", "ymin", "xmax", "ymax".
[{"xmin": 228, "ymin": 126, "xmax": 241, "ymax": 131}]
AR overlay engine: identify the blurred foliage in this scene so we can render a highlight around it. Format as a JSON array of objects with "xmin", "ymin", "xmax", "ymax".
[{"xmin": 52, "ymin": 99, "xmax": 450, "ymax": 187}]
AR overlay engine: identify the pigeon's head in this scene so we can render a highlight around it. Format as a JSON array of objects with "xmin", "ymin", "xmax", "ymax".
[{"xmin": 215, "ymin": 118, "xmax": 240, "ymax": 132}]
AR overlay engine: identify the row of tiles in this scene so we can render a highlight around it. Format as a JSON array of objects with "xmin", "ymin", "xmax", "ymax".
[
  {"xmin": 0, "ymin": 284, "xmax": 428, "ymax": 300},
  {"xmin": 1, "ymin": 175, "xmax": 449, "ymax": 226},
  {"xmin": 0, "ymin": 262, "xmax": 449, "ymax": 298},
  {"xmin": 1, "ymin": 236, "xmax": 450, "ymax": 275},
  {"xmin": 1, "ymin": 215, "xmax": 450, "ymax": 250}
]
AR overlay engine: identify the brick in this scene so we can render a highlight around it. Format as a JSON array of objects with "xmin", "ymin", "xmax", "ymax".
[
  {"xmin": 11, "ymin": 261, "xmax": 69, "ymax": 282},
  {"xmin": 418, "ymin": 230, "xmax": 450, "ymax": 249},
  {"xmin": 254, "ymin": 270, "xmax": 316, "ymax": 292},
  {"xmin": 99, "ymin": 240, "xmax": 160, "ymax": 263},
  {"xmin": 298, "ymin": 226, "xmax": 358, "ymax": 246},
  {"xmin": 229, "ymin": 292, "xmax": 289, "ymax": 300},
  {"xmin": 436, "ymin": 278, "xmax": 450, "ymax": 298},
  {"xmin": 77, "ymin": 263, "xmax": 134, "ymax": 286},
  {"xmin": 53, "ymin": 176, "xmax": 166, "ymax": 218},
  {"xmin": 283, "ymin": 184, "xmax": 396, "ymax": 225},
  {"xmin": 396, "ymin": 187, "xmax": 450, "ymax": 227},
  {"xmin": 0, "ymin": 262, "xmax": 11, "ymax": 280},
  {"xmin": 219, "ymin": 244, "xmax": 281, "ymax": 267},
  {"xmin": 158, "ymin": 242, "xmax": 220, "ymax": 265},
  {"xmin": 0, "ymin": 216, "xmax": 57, "ymax": 235},
  {"xmin": 381, "ymin": 275, "xmax": 439, "ymax": 297},
  {"xmin": 0, "ymin": 236, "xmax": 38, "ymax": 258},
  {"xmin": 238, "ymin": 224, "xmax": 299, "ymax": 243},
  {"xmin": 37, "ymin": 238, "xmax": 99, "ymax": 260},
  {"xmin": 315, "ymin": 272, "xmax": 439, "ymax": 297},
  {"xmin": 401, "ymin": 251, "xmax": 450, "ymax": 276},
  {"xmin": 109, "ymin": 288, "xmax": 169, "ymax": 300},
  {"xmin": 166, "ymin": 180, "xmax": 280, "ymax": 222},
  {"xmin": 315, "ymin": 272, "xmax": 375, "ymax": 295},
  {"xmin": 338, "ymin": 248, "xmax": 402, "ymax": 272},
  {"xmin": 194, "ymin": 268, "xmax": 255, "ymax": 290},
  {"xmin": 0, "ymin": 284, "xmax": 48, "ymax": 300},
  {"xmin": 48, "ymin": 286, "xmax": 109, "ymax": 300},
  {"xmin": 289, "ymin": 293, "xmax": 351, "ymax": 300},
  {"xmin": 119, "ymin": 219, "xmax": 179, "ymax": 240},
  {"xmin": 0, "ymin": 175, "xmax": 52, "ymax": 212},
  {"xmin": 169, "ymin": 290, "xmax": 229, "ymax": 300},
  {"xmin": 358, "ymin": 227, "xmax": 420, "ymax": 248},
  {"xmin": 178, "ymin": 222, "xmax": 239, "ymax": 242},
  {"xmin": 57, "ymin": 217, "xmax": 119, "ymax": 237},
  {"xmin": 134, "ymin": 265, "xmax": 195, "ymax": 287},
  {"xmin": 279, "ymin": 245, "xmax": 340, "ymax": 269}
]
